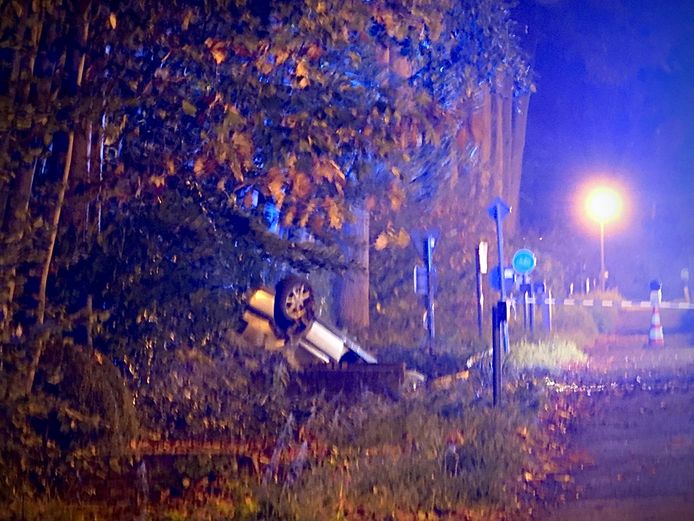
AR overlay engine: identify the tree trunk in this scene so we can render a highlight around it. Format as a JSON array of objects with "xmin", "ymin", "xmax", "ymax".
[
  {"xmin": 508, "ymin": 93, "xmax": 530, "ymax": 232},
  {"xmin": 491, "ymin": 86, "xmax": 505, "ymax": 199},
  {"xmin": 2, "ymin": 160, "xmax": 37, "ymax": 238},
  {"xmin": 64, "ymin": 118, "xmax": 91, "ymax": 238},
  {"xmin": 1, "ymin": 12, "xmax": 44, "ymax": 237},
  {"xmin": 335, "ymin": 205, "xmax": 370, "ymax": 333},
  {"xmin": 0, "ymin": 26, "xmax": 25, "ymax": 229},
  {"xmin": 26, "ymin": 11, "xmax": 90, "ymax": 394},
  {"xmin": 1, "ymin": 11, "xmax": 45, "ymax": 324},
  {"xmin": 500, "ymin": 75, "xmax": 516, "ymax": 233},
  {"xmin": 476, "ymin": 84, "xmax": 492, "ymax": 198},
  {"xmin": 331, "ymin": 42, "xmax": 407, "ymax": 335}
]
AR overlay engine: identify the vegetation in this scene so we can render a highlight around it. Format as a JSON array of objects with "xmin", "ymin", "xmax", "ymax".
[
  {"xmin": 0, "ymin": 1, "xmax": 585, "ymax": 520},
  {"xmin": 507, "ymin": 337, "xmax": 588, "ymax": 376},
  {"xmin": 550, "ymin": 306, "xmax": 599, "ymax": 348},
  {"xmin": 2, "ymin": 344, "xmax": 579, "ymax": 520}
]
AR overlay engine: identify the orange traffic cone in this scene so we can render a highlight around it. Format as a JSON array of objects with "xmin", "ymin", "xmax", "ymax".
[{"xmin": 648, "ymin": 306, "xmax": 664, "ymax": 346}]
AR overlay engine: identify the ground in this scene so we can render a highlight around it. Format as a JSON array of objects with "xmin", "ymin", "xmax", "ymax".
[{"xmin": 541, "ymin": 332, "xmax": 694, "ymax": 521}]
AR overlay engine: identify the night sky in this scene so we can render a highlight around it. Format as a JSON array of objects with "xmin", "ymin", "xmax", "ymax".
[{"xmin": 517, "ymin": 0, "xmax": 694, "ymax": 297}]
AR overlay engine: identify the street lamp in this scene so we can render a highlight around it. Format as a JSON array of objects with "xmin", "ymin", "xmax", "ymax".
[{"xmin": 585, "ymin": 185, "xmax": 623, "ymax": 291}]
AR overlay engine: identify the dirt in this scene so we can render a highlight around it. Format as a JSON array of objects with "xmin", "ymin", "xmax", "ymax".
[{"xmin": 541, "ymin": 333, "xmax": 694, "ymax": 521}]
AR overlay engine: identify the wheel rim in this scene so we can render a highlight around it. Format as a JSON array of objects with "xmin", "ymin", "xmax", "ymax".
[{"xmin": 283, "ymin": 284, "xmax": 311, "ymax": 320}]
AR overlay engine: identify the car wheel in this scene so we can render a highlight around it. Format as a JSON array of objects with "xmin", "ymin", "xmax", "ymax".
[{"xmin": 274, "ymin": 275, "xmax": 315, "ymax": 332}]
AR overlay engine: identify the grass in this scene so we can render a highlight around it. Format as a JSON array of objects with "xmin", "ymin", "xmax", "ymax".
[
  {"xmin": 2, "ymin": 339, "xmax": 580, "ymax": 521},
  {"xmin": 507, "ymin": 336, "xmax": 588, "ymax": 375},
  {"xmin": 3, "ymin": 382, "xmax": 564, "ymax": 521}
]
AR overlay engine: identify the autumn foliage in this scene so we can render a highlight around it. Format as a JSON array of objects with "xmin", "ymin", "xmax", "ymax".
[{"xmin": 0, "ymin": 0, "xmax": 548, "ymax": 519}]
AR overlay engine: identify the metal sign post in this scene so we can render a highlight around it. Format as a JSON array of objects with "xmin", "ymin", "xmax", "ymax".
[
  {"xmin": 413, "ymin": 233, "xmax": 437, "ymax": 354},
  {"xmin": 520, "ymin": 276, "xmax": 532, "ymax": 332},
  {"xmin": 424, "ymin": 236, "xmax": 436, "ymax": 354},
  {"xmin": 487, "ymin": 198, "xmax": 511, "ymax": 406},
  {"xmin": 491, "ymin": 304, "xmax": 501, "ymax": 407}
]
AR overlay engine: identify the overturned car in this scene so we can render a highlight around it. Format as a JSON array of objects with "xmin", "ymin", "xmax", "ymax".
[
  {"xmin": 240, "ymin": 276, "xmax": 423, "ymax": 395},
  {"xmin": 241, "ymin": 275, "xmax": 377, "ymax": 366}
]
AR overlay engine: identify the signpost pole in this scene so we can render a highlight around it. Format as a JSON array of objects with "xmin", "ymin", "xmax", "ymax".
[
  {"xmin": 520, "ymin": 275, "xmax": 535, "ymax": 333},
  {"xmin": 412, "ymin": 231, "xmax": 438, "ymax": 355},
  {"xmin": 488, "ymin": 198, "xmax": 511, "ymax": 365},
  {"xmin": 424, "ymin": 236, "xmax": 436, "ymax": 355},
  {"xmin": 492, "ymin": 305, "xmax": 501, "ymax": 407},
  {"xmin": 494, "ymin": 214, "xmax": 507, "ymax": 302},
  {"xmin": 529, "ymin": 288, "xmax": 535, "ymax": 333}
]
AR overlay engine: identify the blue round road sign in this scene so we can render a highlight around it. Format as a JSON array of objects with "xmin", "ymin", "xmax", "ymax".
[{"xmin": 512, "ymin": 249, "xmax": 536, "ymax": 275}]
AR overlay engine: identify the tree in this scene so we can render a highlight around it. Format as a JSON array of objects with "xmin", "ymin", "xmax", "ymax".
[
  {"xmin": 0, "ymin": 1, "xmax": 535, "ymax": 508},
  {"xmin": 0, "ymin": 0, "xmax": 531, "ymax": 402}
]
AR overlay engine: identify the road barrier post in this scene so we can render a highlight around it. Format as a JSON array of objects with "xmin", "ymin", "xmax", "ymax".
[
  {"xmin": 520, "ymin": 276, "xmax": 534, "ymax": 333},
  {"xmin": 541, "ymin": 288, "xmax": 553, "ymax": 332},
  {"xmin": 648, "ymin": 280, "xmax": 664, "ymax": 346},
  {"xmin": 682, "ymin": 268, "xmax": 690, "ymax": 303}
]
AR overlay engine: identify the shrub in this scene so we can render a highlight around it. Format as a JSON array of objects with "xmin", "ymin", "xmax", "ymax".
[
  {"xmin": 1, "ymin": 323, "xmax": 572, "ymax": 521},
  {"xmin": 0, "ymin": 341, "xmax": 137, "ymax": 509},
  {"xmin": 255, "ymin": 387, "xmax": 541, "ymax": 521}
]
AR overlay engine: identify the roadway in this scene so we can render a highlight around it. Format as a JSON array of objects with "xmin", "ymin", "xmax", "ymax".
[{"xmin": 541, "ymin": 333, "xmax": 694, "ymax": 521}]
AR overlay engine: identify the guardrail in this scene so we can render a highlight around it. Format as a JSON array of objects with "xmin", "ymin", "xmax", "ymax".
[{"xmin": 521, "ymin": 297, "xmax": 694, "ymax": 309}]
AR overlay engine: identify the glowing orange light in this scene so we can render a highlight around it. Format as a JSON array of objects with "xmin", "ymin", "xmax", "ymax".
[{"xmin": 585, "ymin": 186, "xmax": 623, "ymax": 224}]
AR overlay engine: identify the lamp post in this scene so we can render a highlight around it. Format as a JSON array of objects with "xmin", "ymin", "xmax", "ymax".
[
  {"xmin": 585, "ymin": 186, "xmax": 622, "ymax": 291},
  {"xmin": 598, "ymin": 219, "xmax": 606, "ymax": 291}
]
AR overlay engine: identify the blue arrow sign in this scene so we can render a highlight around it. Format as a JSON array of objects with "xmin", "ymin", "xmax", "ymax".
[
  {"xmin": 487, "ymin": 197, "xmax": 511, "ymax": 221},
  {"xmin": 487, "ymin": 197, "xmax": 511, "ymax": 299}
]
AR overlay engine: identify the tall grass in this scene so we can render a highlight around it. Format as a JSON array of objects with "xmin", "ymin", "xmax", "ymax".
[{"xmin": 507, "ymin": 337, "xmax": 587, "ymax": 375}]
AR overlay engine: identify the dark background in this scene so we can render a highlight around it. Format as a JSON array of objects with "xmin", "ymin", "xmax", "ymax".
[{"xmin": 516, "ymin": 0, "xmax": 694, "ymax": 298}]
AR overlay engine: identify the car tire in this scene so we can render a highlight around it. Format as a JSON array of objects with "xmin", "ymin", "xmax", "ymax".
[{"xmin": 274, "ymin": 275, "xmax": 315, "ymax": 332}]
